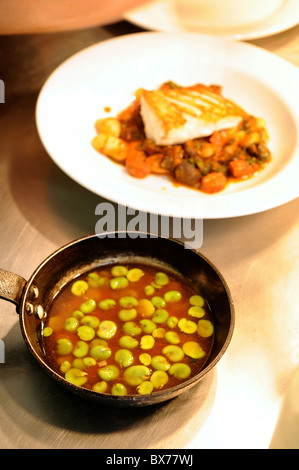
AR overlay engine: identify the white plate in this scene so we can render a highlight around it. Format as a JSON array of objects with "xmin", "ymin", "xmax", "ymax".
[
  {"xmin": 36, "ymin": 32, "xmax": 299, "ymax": 219},
  {"xmin": 124, "ymin": 0, "xmax": 299, "ymax": 40}
]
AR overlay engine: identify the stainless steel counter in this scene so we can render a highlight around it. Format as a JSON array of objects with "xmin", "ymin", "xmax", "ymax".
[{"xmin": 1, "ymin": 20, "xmax": 299, "ymax": 450}]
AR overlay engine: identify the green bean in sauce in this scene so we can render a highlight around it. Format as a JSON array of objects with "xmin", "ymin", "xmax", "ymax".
[{"xmin": 42, "ymin": 263, "xmax": 214, "ymax": 395}]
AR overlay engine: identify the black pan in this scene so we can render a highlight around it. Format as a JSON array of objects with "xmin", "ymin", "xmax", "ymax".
[{"xmin": 0, "ymin": 232, "xmax": 234, "ymax": 407}]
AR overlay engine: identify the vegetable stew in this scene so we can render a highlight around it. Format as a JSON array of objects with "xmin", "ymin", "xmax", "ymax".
[{"xmin": 92, "ymin": 82, "xmax": 271, "ymax": 194}]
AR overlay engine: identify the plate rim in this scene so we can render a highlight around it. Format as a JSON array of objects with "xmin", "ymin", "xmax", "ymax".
[{"xmin": 123, "ymin": 0, "xmax": 299, "ymax": 40}]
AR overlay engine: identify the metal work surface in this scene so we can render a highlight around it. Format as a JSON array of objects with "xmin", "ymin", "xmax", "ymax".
[{"xmin": 1, "ymin": 20, "xmax": 299, "ymax": 449}]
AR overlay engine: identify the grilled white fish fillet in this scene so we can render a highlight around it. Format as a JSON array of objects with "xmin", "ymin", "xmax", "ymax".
[{"xmin": 140, "ymin": 83, "xmax": 246, "ymax": 146}]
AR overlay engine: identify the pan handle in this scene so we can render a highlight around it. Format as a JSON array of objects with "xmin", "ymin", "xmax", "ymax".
[{"xmin": 0, "ymin": 269, "xmax": 27, "ymax": 308}]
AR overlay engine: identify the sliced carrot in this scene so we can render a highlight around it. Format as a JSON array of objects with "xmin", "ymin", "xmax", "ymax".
[
  {"xmin": 229, "ymin": 159, "xmax": 259, "ymax": 178},
  {"xmin": 125, "ymin": 143, "xmax": 152, "ymax": 179},
  {"xmin": 200, "ymin": 172, "xmax": 227, "ymax": 194}
]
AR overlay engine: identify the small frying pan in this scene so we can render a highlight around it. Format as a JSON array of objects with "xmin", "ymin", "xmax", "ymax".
[{"xmin": 0, "ymin": 232, "xmax": 234, "ymax": 407}]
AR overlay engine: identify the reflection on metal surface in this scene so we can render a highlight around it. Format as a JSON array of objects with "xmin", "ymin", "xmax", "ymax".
[
  {"xmin": 270, "ymin": 367, "xmax": 299, "ymax": 449},
  {"xmin": 0, "ymin": 339, "xmax": 4, "ymax": 363},
  {"xmin": 0, "ymin": 79, "xmax": 4, "ymax": 103}
]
